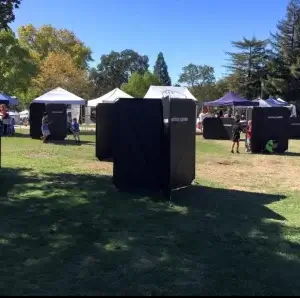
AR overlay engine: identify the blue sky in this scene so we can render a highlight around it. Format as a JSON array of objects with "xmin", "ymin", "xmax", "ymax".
[{"xmin": 11, "ymin": 0, "xmax": 289, "ymax": 83}]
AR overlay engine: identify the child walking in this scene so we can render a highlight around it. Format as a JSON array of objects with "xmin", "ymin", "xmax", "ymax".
[
  {"xmin": 72, "ymin": 118, "xmax": 81, "ymax": 144},
  {"xmin": 231, "ymin": 118, "xmax": 243, "ymax": 154}
]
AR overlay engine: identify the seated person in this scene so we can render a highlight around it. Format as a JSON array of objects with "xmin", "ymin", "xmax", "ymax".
[{"xmin": 264, "ymin": 140, "xmax": 278, "ymax": 153}]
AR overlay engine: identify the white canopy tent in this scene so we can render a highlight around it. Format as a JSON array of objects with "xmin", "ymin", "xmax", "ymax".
[
  {"xmin": 32, "ymin": 87, "xmax": 85, "ymax": 105},
  {"xmin": 277, "ymin": 98, "xmax": 297, "ymax": 117},
  {"xmin": 144, "ymin": 86, "xmax": 197, "ymax": 101},
  {"xmin": 253, "ymin": 99, "xmax": 272, "ymax": 108},
  {"xmin": 253, "ymin": 98, "xmax": 297, "ymax": 117},
  {"xmin": 87, "ymin": 88, "xmax": 133, "ymax": 107}
]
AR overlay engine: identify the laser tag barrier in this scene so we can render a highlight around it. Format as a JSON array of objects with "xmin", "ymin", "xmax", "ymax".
[
  {"xmin": 289, "ymin": 118, "xmax": 300, "ymax": 139},
  {"xmin": 248, "ymin": 107, "xmax": 289, "ymax": 153},
  {"xmin": 202, "ymin": 118, "xmax": 236, "ymax": 140},
  {"xmin": 30, "ymin": 103, "xmax": 67, "ymax": 140},
  {"xmin": 96, "ymin": 97, "xmax": 196, "ymax": 197}
]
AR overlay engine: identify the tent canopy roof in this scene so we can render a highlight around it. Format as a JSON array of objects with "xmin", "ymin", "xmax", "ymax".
[
  {"xmin": 87, "ymin": 88, "xmax": 133, "ymax": 107},
  {"xmin": 266, "ymin": 98, "xmax": 289, "ymax": 107},
  {"xmin": 252, "ymin": 99, "xmax": 272, "ymax": 107},
  {"xmin": 144, "ymin": 86, "xmax": 197, "ymax": 101},
  {"xmin": 0, "ymin": 93, "xmax": 18, "ymax": 105},
  {"xmin": 204, "ymin": 92, "xmax": 259, "ymax": 107},
  {"xmin": 32, "ymin": 87, "xmax": 85, "ymax": 105}
]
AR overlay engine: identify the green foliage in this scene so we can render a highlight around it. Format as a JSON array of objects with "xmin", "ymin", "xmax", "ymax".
[
  {"xmin": 17, "ymin": 24, "xmax": 93, "ymax": 69},
  {"xmin": 0, "ymin": 0, "xmax": 21, "ymax": 30},
  {"xmin": 192, "ymin": 79, "xmax": 231, "ymax": 103},
  {"xmin": 121, "ymin": 71, "xmax": 161, "ymax": 97},
  {"xmin": 267, "ymin": 0, "xmax": 300, "ymax": 101},
  {"xmin": 225, "ymin": 37, "xmax": 269, "ymax": 99},
  {"xmin": 153, "ymin": 52, "xmax": 171, "ymax": 86},
  {"xmin": 91, "ymin": 50, "xmax": 149, "ymax": 97},
  {"xmin": 31, "ymin": 52, "xmax": 92, "ymax": 99},
  {"xmin": 0, "ymin": 29, "xmax": 37, "ymax": 96},
  {"xmin": 178, "ymin": 64, "xmax": 215, "ymax": 87}
]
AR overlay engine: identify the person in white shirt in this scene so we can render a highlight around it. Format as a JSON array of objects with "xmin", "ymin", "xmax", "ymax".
[{"xmin": 198, "ymin": 111, "xmax": 206, "ymax": 131}]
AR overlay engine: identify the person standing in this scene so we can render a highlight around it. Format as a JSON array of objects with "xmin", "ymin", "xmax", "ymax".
[
  {"xmin": 41, "ymin": 112, "xmax": 51, "ymax": 143},
  {"xmin": 72, "ymin": 118, "xmax": 81, "ymax": 144},
  {"xmin": 231, "ymin": 119, "xmax": 243, "ymax": 154},
  {"xmin": 198, "ymin": 110, "xmax": 206, "ymax": 131}
]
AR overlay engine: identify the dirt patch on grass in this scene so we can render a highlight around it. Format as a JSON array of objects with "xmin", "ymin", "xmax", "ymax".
[
  {"xmin": 197, "ymin": 153, "xmax": 300, "ymax": 193},
  {"xmin": 84, "ymin": 161, "xmax": 113, "ymax": 173}
]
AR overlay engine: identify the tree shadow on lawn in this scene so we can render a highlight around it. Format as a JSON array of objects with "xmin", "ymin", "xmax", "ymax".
[
  {"xmin": 49, "ymin": 139, "xmax": 94, "ymax": 146},
  {"xmin": 0, "ymin": 168, "xmax": 300, "ymax": 295},
  {"xmin": 11, "ymin": 133, "xmax": 95, "ymax": 145}
]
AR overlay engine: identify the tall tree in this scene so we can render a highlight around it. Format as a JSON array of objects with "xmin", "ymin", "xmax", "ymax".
[
  {"xmin": 271, "ymin": 0, "xmax": 300, "ymax": 62},
  {"xmin": 0, "ymin": 0, "xmax": 21, "ymax": 30},
  {"xmin": 225, "ymin": 37, "xmax": 269, "ymax": 99},
  {"xmin": 30, "ymin": 52, "xmax": 91, "ymax": 101},
  {"xmin": 0, "ymin": 30, "xmax": 37, "ymax": 96},
  {"xmin": 178, "ymin": 63, "xmax": 215, "ymax": 101},
  {"xmin": 121, "ymin": 71, "xmax": 161, "ymax": 97},
  {"xmin": 153, "ymin": 52, "xmax": 171, "ymax": 86},
  {"xmin": 178, "ymin": 64, "xmax": 215, "ymax": 87},
  {"xmin": 267, "ymin": 0, "xmax": 300, "ymax": 100},
  {"xmin": 17, "ymin": 24, "xmax": 93, "ymax": 69},
  {"xmin": 91, "ymin": 50, "xmax": 149, "ymax": 96}
]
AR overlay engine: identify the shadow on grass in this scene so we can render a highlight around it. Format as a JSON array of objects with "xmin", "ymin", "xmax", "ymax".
[
  {"xmin": 12, "ymin": 133, "xmax": 95, "ymax": 145},
  {"xmin": 283, "ymin": 152, "xmax": 300, "ymax": 157},
  {"xmin": 49, "ymin": 139, "xmax": 94, "ymax": 146},
  {"xmin": 0, "ymin": 168, "xmax": 299, "ymax": 295},
  {"xmin": 5, "ymin": 132, "xmax": 31, "ymax": 139}
]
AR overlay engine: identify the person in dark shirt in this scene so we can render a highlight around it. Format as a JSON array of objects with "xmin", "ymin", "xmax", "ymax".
[
  {"xmin": 231, "ymin": 119, "xmax": 243, "ymax": 154},
  {"xmin": 72, "ymin": 118, "xmax": 80, "ymax": 144}
]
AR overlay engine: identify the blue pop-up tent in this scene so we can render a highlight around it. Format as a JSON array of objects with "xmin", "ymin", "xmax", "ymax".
[
  {"xmin": 204, "ymin": 92, "xmax": 259, "ymax": 107},
  {"xmin": 0, "ymin": 93, "xmax": 18, "ymax": 105},
  {"xmin": 266, "ymin": 98, "xmax": 288, "ymax": 107}
]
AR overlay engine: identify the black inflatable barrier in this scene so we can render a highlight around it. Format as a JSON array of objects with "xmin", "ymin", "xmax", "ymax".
[
  {"xmin": 30, "ymin": 103, "xmax": 46, "ymax": 139},
  {"xmin": 30, "ymin": 103, "xmax": 67, "ymax": 140},
  {"xmin": 289, "ymin": 118, "xmax": 300, "ymax": 139},
  {"xmin": 95, "ymin": 97, "xmax": 196, "ymax": 197},
  {"xmin": 251, "ymin": 107, "xmax": 289, "ymax": 153},
  {"xmin": 46, "ymin": 104, "xmax": 67, "ymax": 140},
  {"xmin": 113, "ymin": 98, "xmax": 196, "ymax": 194},
  {"xmin": 96, "ymin": 103, "xmax": 115, "ymax": 161},
  {"xmin": 202, "ymin": 117, "xmax": 235, "ymax": 140}
]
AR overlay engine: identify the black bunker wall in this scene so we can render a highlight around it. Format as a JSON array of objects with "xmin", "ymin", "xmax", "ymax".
[
  {"xmin": 251, "ymin": 107, "xmax": 289, "ymax": 153},
  {"xmin": 97, "ymin": 97, "xmax": 196, "ymax": 194},
  {"xmin": 30, "ymin": 103, "xmax": 67, "ymax": 140},
  {"xmin": 96, "ymin": 103, "xmax": 115, "ymax": 161},
  {"xmin": 203, "ymin": 117, "xmax": 235, "ymax": 140}
]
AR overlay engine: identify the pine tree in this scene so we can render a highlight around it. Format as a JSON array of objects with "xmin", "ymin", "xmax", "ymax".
[
  {"xmin": 153, "ymin": 52, "xmax": 172, "ymax": 86},
  {"xmin": 271, "ymin": 0, "xmax": 300, "ymax": 63},
  {"xmin": 267, "ymin": 0, "xmax": 300, "ymax": 100},
  {"xmin": 225, "ymin": 37, "xmax": 269, "ymax": 99}
]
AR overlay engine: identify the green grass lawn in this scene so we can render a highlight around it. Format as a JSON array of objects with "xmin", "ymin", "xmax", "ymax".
[{"xmin": 1, "ymin": 132, "xmax": 300, "ymax": 295}]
